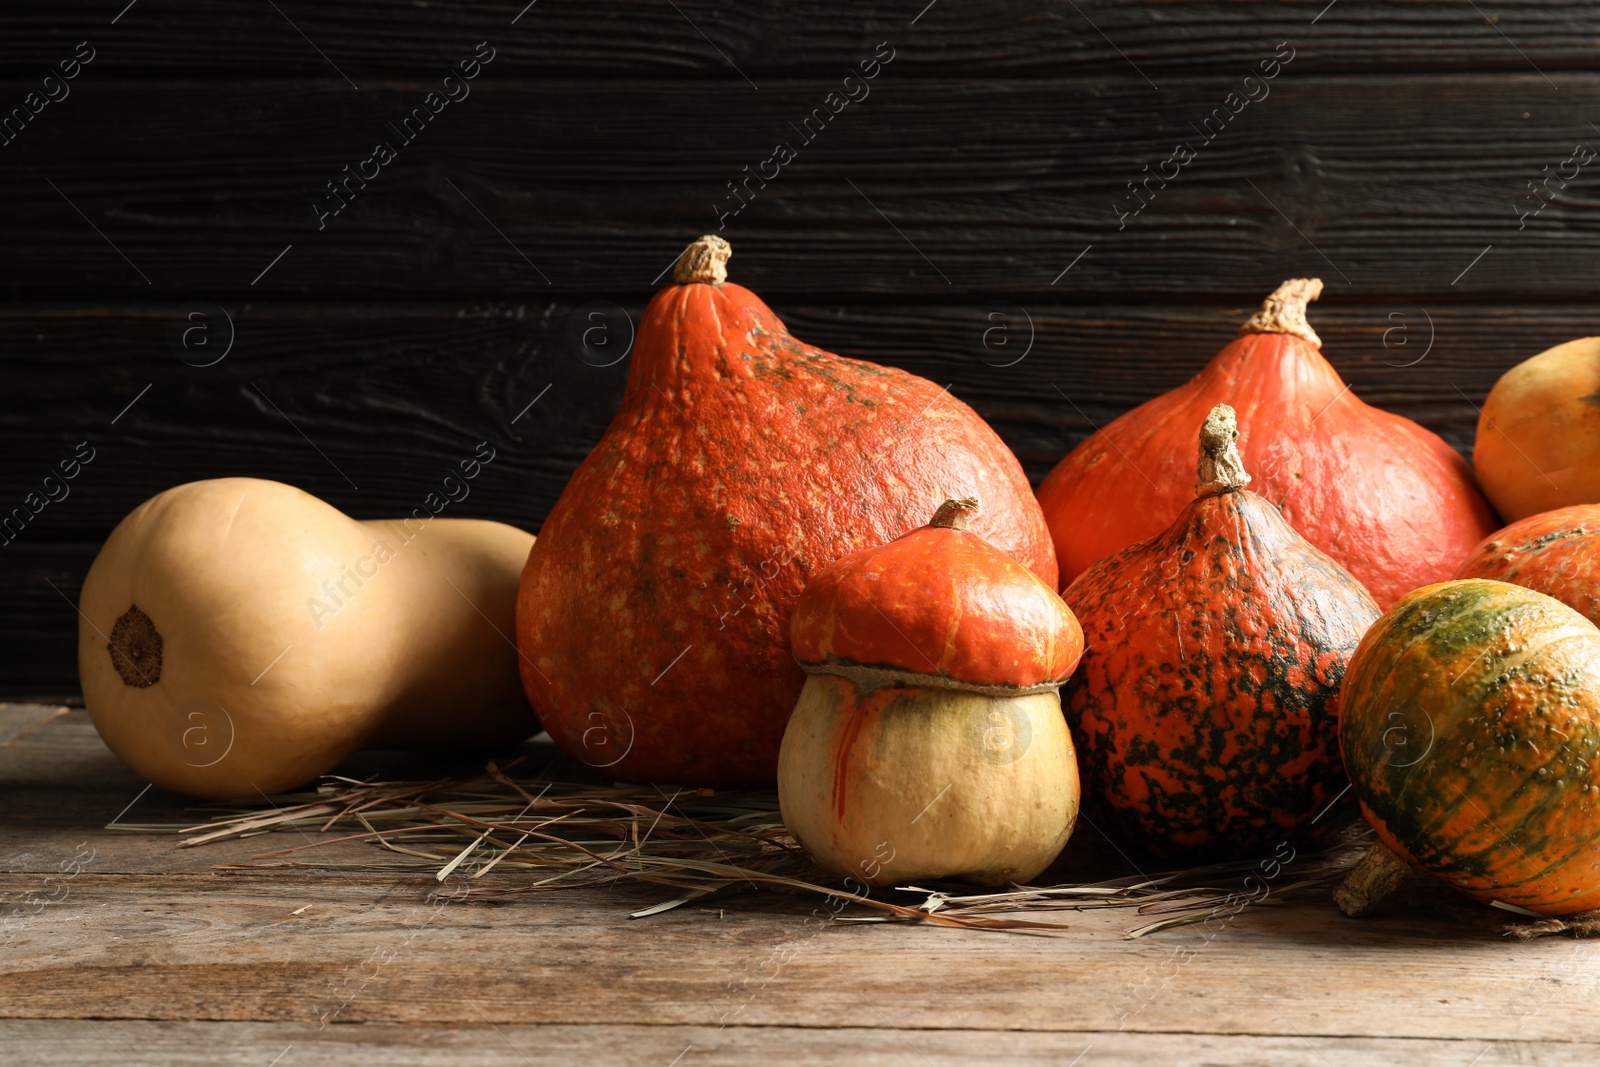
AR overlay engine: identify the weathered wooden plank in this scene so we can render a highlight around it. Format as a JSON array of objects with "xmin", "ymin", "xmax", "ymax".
[
  {"xmin": 0, "ymin": 295, "xmax": 1555, "ymax": 524},
  {"xmin": 0, "ymin": 543, "xmax": 99, "ymax": 695},
  {"xmin": 4, "ymin": 1, "xmax": 1599, "ymax": 78},
  {"xmin": 0, "ymin": 718, "xmax": 1591, "ymax": 1042},
  {"xmin": 1, "ymin": 713, "xmax": 1593, "ymax": 1048},
  {"xmin": 0, "ymin": 707, "xmax": 559, "ymax": 874},
  {"xmin": 0, "ymin": 77, "xmax": 1595, "ymax": 298},
  {"xmin": 5, "ymin": 1020, "xmax": 1597, "ymax": 1067},
  {"xmin": 3, "ymin": 866, "xmax": 1597, "ymax": 1038},
  {"xmin": 0, "ymin": 704, "xmax": 68, "ymax": 749}
]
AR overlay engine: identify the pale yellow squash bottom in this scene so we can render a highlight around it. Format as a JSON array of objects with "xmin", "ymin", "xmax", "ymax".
[{"xmin": 777, "ymin": 673, "xmax": 1080, "ymax": 888}]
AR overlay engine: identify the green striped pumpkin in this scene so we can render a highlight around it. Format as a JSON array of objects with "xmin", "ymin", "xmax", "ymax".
[{"xmin": 1340, "ymin": 578, "xmax": 1600, "ymax": 916}]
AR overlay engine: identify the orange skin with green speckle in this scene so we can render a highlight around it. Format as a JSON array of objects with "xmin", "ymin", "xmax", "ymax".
[
  {"xmin": 1340, "ymin": 579, "xmax": 1600, "ymax": 916},
  {"xmin": 1063, "ymin": 482, "xmax": 1379, "ymax": 859},
  {"xmin": 1455, "ymin": 504, "xmax": 1600, "ymax": 627},
  {"xmin": 516, "ymin": 274, "xmax": 1056, "ymax": 787}
]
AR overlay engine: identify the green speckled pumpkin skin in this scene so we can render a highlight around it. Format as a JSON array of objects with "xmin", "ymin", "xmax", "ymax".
[
  {"xmin": 1340, "ymin": 579, "xmax": 1600, "ymax": 916},
  {"xmin": 1455, "ymin": 504, "xmax": 1600, "ymax": 626},
  {"xmin": 1062, "ymin": 485, "xmax": 1380, "ymax": 860}
]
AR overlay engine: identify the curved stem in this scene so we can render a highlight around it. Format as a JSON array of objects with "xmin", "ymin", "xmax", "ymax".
[{"xmin": 1240, "ymin": 278, "xmax": 1323, "ymax": 347}]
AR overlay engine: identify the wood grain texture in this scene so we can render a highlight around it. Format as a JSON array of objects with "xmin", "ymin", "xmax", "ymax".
[
  {"xmin": 5, "ymin": 2, "xmax": 1600, "ymax": 78},
  {"xmin": 1, "ymin": 707, "xmax": 1597, "ymax": 1050},
  {"xmin": 3, "ymin": 4, "xmax": 1594, "ymax": 1057},
  {"xmin": 2, "ymin": 77, "xmax": 1597, "ymax": 299},
  {"xmin": 0, "ymin": 296, "xmax": 1560, "ymax": 526},
  {"xmin": 10, "ymin": 1021, "xmax": 1599, "ymax": 1067},
  {"xmin": 0, "ymin": 703, "xmax": 68, "ymax": 749},
  {"xmin": 0, "ymin": 294, "xmax": 1565, "ymax": 691},
  {"xmin": 8, "ymin": 850, "xmax": 1600, "ymax": 1037}
]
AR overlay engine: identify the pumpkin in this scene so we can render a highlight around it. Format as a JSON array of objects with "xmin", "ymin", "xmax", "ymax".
[
  {"xmin": 1062, "ymin": 404, "xmax": 1380, "ymax": 859},
  {"xmin": 1338, "ymin": 578, "xmax": 1600, "ymax": 916},
  {"xmin": 516, "ymin": 236, "xmax": 1056, "ymax": 787},
  {"xmin": 1475, "ymin": 336, "xmax": 1600, "ymax": 521},
  {"xmin": 78, "ymin": 478, "xmax": 536, "ymax": 798},
  {"xmin": 1036, "ymin": 278, "xmax": 1497, "ymax": 608},
  {"xmin": 1455, "ymin": 504, "xmax": 1600, "ymax": 626},
  {"xmin": 780, "ymin": 498, "xmax": 1082, "ymax": 887}
]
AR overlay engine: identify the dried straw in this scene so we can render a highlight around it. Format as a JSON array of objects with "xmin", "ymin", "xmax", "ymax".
[{"xmin": 116, "ymin": 756, "xmax": 1371, "ymax": 936}]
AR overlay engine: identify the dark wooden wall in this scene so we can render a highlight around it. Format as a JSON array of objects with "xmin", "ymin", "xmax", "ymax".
[{"xmin": 2, "ymin": 2, "xmax": 1597, "ymax": 693}]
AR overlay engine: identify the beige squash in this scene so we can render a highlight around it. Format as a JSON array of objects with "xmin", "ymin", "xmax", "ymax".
[
  {"xmin": 780, "ymin": 676, "xmax": 1080, "ymax": 886},
  {"xmin": 779, "ymin": 500, "xmax": 1086, "ymax": 888},
  {"xmin": 78, "ymin": 478, "xmax": 536, "ymax": 798},
  {"xmin": 1476, "ymin": 336, "xmax": 1600, "ymax": 521}
]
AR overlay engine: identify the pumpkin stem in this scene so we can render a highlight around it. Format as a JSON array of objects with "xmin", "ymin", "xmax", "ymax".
[
  {"xmin": 1240, "ymin": 278, "xmax": 1323, "ymax": 348},
  {"xmin": 673, "ymin": 235, "xmax": 732, "ymax": 285},
  {"xmin": 929, "ymin": 497, "xmax": 980, "ymax": 531},
  {"xmin": 1196, "ymin": 404, "xmax": 1252, "ymax": 495},
  {"xmin": 1333, "ymin": 842, "xmax": 1413, "ymax": 918}
]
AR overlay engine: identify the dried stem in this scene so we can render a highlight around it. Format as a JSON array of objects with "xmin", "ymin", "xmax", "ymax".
[
  {"xmin": 673, "ymin": 235, "xmax": 731, "ymax": 284},
  {"xmin": 1196, "ymin": 404, "xmax": 1252, "ymax": 495},
  {"xmin": 1333, "ymin": 841, "xmax": 1412, "ymax": 917},
  {"xmin": 928, "ymin": 497, "xmax": 980, "ymax": 531},
  {"xmin": 1240, "ymin": 278, "xmax": 1323, "ymax": 347}
]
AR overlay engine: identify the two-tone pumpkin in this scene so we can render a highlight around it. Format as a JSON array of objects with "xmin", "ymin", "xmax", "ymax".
[
  {"xmin": 780, "ymin": 498, "xmax": 1083, "ymax": 887},
  {"xmin": 1339, "ymin": 579, "xmax": 1600, "ymax": 916}
]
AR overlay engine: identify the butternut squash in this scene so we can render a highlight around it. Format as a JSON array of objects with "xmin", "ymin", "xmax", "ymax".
[{"xmin": 77, "ymin": 478, "xmax": 536, "ymax": 798}]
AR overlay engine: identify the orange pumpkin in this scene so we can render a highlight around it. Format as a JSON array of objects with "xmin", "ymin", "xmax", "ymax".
[
  {"xmin": 517, "ymin": 237, "xmax": 1056, "ymax": 787},
  {"xmin": 780, "ymin": 498, "xmax": 1083, "ymax": 887},
  {"xmin": 1474, "ymin": 337, "xmax": 1600, "ymax": 521},
  {"xmin": 1340, "ymin": 579, "xmax": 1600, "ymax": 916},
  {"xmin": 1455, "ymin": 504, "xmax": 1600, "ymax": 626},
  {"xmin": 790, "ymin": 497, "xmax": 1083, "ymax": 692},
  {"xmin": 1037, "ymin": 279, "xmax": 1496, "ymax": 608},
  {"xmin": 1062, "ymin": 404, "xmax": 1380, "ymax": 859}
]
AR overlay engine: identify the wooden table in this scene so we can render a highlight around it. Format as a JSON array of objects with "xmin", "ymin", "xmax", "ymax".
[{"xmin": 5, "ymin": 700, "xmax": 1598, "ymax": 1066}]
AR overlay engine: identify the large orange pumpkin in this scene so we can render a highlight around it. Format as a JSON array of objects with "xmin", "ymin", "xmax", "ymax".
[
  {"xmin": 1340, "ymin": 579, "xmax": 1600, "ymax": 916},
  {"xmin": 1062, "ymin": 404, "xmax": 1380, "ymax": 859},
  {"xmin": 1455, "ymin": 504, "xmax": 1600, "ymax": 626},
  {"xmin": 1037, "ymin": 279, "xmax": 1497, "ymax": 608},
  {"xmin": 516, "ymin": 236, "xmax": 1056, "ymax": 787}
]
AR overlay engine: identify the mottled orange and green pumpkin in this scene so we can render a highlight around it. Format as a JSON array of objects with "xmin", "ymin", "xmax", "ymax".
[
  {"xmin": 516, "ymin": 236, "xmax": 1056, "ymax": 787},
  {"xmin": 1340, "ymin": 579, "xmax": 1600, "ymax": 916},
  {"xmin": 1455, "ymin": 504, "xmax": 1600, "ymax": 627},
  {"xmin": 1062, "ymin": 404, "xmax": 1380, "ymax": 859},
  {"xmin": 1036, "ymin": 278, "xmax": 1496, "ymax": 609}
]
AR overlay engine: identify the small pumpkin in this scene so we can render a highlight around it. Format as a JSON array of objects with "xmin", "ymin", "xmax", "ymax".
[
  {"xmin": 779, "ymin": 498, "xmax": 1083, "ymax": 887},
  {"xmin": 1338, "ymin": 579, "xmax": 1600, "ymax": 916},
  {"xmin": 1455, "ymin": 504, "xmax": 1600, "ymax": 626},
  {"xmin": 1037, "ymin": 278, "xmax": 1496, "ymax": 608},
  {"xmin": 1062, "ymin": 404, "xmax": 1380, "ymax": 859},
  {"xmin": 79, "ymin": 478, "xmax": 537, "ymax": 798},
  {"xmin": 1475, "ymin": 337, "xmax": 1600, "ymax": 521},
  {"xmin": 518, "ymin": 235, "xmax": 1057, "ymax": 787}
]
